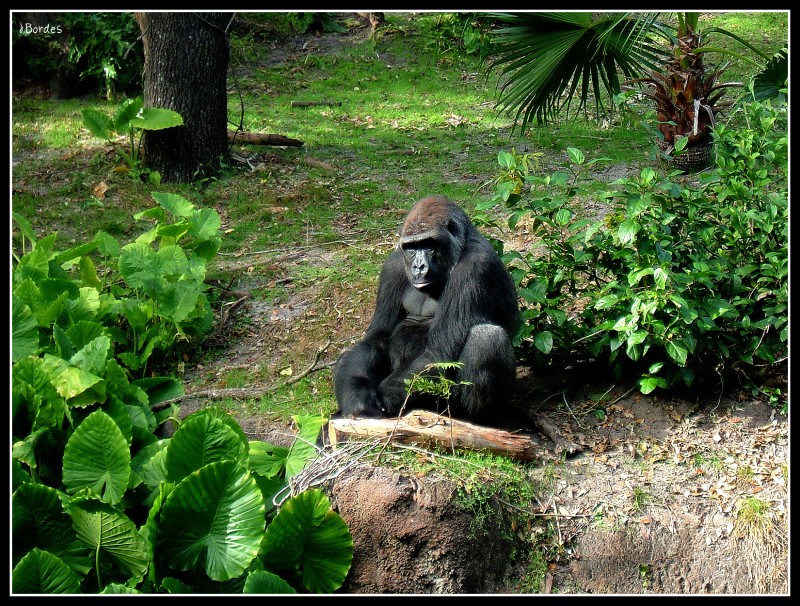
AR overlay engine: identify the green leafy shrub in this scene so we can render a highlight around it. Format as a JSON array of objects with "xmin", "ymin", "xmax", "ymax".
[
  {"xmin": 81, "ymin": 97, "xmax": 184, "ymax": 184},
  {"xmin": 414, "ymin": 12, "xmax": 493, "ymax": 59},
  {"xmin": 13, "ymin": 191, "xmax": 217, "ymax": 378},
  {"xmin": 247, "ymin": 12, "xmax": 348, "ymax": 35},
  {"xmin": 12, "ymin": 13, "xmax": 142, "ymax": 99},
  {"xmin": 483, "ymin": 98, "xmax": 787, "ymax": 395},
  {"xmin": 12, "ymin": 407, "xmax": 351, "ymax": 593},
  {"xmin": 12, "ymin": 191, "xmax": 352, "ymax": 593},
  {"xmin": 61, "ymin": 13, "xmax": 143, "ymax": 98}
]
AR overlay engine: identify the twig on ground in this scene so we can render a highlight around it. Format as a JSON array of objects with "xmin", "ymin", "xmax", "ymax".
[
  {"xmin": 608, "ymin": 385, "xmax": 637, "ymax": 407},
  {"xmin": 151, "ymin": 340, "xmax": 336, "ymax": 411},
  {"xmin": 561, "ymin": 393, "xmax": 585, "ymax": 430},
  {"xmin": 285, "ymin": 339, "xmax": 332, "ymax": 385}
]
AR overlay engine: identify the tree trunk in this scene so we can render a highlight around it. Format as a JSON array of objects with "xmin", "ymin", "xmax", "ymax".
[{"xmin": 136, "ymin": 12, "xmax": 231, "ymax": 182}]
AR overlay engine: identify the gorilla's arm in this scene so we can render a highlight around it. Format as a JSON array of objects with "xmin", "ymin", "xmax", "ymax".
[
  {"xmin": 333, "ymin": 250, "xmax": 408, "ymax": 417},
  {"xmin": 427, "ymin": 238, "xmax": 519, "ymax": 360}
]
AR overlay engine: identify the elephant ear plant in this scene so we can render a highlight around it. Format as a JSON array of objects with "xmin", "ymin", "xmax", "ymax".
[
  {"xmin": 11, "ymin": 192, "xmax": 353, "ymax": 594},
  {"xmin": 81, "ymin": 96, "xmax": 183, "ymax": 183}
]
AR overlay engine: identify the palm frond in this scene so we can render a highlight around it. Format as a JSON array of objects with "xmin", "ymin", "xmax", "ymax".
[{"xmin": 486, "ymin": 12, "xmax": 662, "ymax": 131}]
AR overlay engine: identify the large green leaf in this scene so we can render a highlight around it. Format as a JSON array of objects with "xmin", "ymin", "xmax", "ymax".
[
  {"xmin": 13, "ymin": 278, "xmax": 45, "ymax": 322},
  {"xmin": 188, "ymin": 207, "xmax": 222, "ymax": 239},
  {"xmin": 285, "ymin": 415, "xmax": 326, "ymax": 482},
  {"xmin": 12, "ymin": 295, "xmax": 39, "ymax": 362},
  {"xmin": 159, "ymin": 282, "xmax": 201, "ymax": 323},
  {"xmin": 751, "ymin": 48, "xmax": 787, "ymax": 102},
  {"xmin": 244, "ymin": 570, "xmax": 296, "ymax": 594},
  {"xmin": 12, "ymin": 483, "xmax": 85, "ymax": 570},
  {"xmin": 133, "ymin": 376, "xmax": 184, "ymax": 406},
  {"xmin": 37, "ymin": 277, "xmax": 80, "ymax": 302},
  {"xmin": 80, "ymin": 108, "xmax": 114, "ymax": 140},
  {"xmin": 62, "ymin": 410, "xmax": 131, "ymax": 504},
  {"xmin": 156, "ymin": 244, "xmax": 189, "ymax": 276},
  {"xmin": 158, "ymin": 460, "xmax": 265, "ymax": 581},
  {"xmin": 249, "ymin": 440, "xmax": 290, "ymax": 478},
  {"xmin": 12, "ymin": 548, "xmax": 81, "ymax": 594},
  {"xmin": 118, "ymin": 242, "xmax": 163, "ymax": 297},
  {"xmin": 64, "ymin": 320, "xmax": 107, "ymax": 351},
  {"xmin": 261, "ymin": 489, "xmax": 353, "ymax": 593},
  {"xmin": 65, "ymin": 286, "xmax": 102, "ymax": 324},
  {"xmin": 131, "ymin": 439, "xmax": 170, "ymax": 489},
  {"xmin": 533, "ymin": 330, "xmax": 554, "ymax": 354},
  {"xmin": 42, "ymin": 353, "xmax": 105, "ymax": 405},
  {"xmin": 165, "ymin": 412, "xmax": 249, "ymax": 483},
  {"xmin": 68, "ymin": 497, "xmax": 150, "ymax": 584},
  {"xmin": 112, "ymin": 96, "xmax": 143, "ymax": 132},
  {"xmin": 12, "ymin": 357, "xmax": 65, "ymax": 434},
  {"xmin": 94, "ymin": 230, "xmax": 121, "ymax": 258},
  {"xmin": 151, "ymin": 191, "xmax": 195, "ymax": 218},
  {"xmin": 69, "ymin": 335, "xmax": 111, "ymax": 376},
  {"xmin": 128, "ymin": 107, "xmax": 184, "ymax": 131}
]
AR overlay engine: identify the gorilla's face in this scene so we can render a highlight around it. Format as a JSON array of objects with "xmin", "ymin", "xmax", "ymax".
[
  {"xmin": 401, "ymin": 237, "xmax": 440, "ymax": 289},
  {"xmin": 398, "ymin": 195, "xmax": 467, "ymax": 291}
]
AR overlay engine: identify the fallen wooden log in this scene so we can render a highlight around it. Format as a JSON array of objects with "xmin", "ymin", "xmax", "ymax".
[
  {"xmin": 290, "ymin": 100, "xmax": 342, "ymax": 108},
  {"xmin": 327, "ymin": 409, "xmax": 538, "ymax": 461},
  {"xmin": 227, "ymin": 131, "xmax": 304, "ymax": 147}
]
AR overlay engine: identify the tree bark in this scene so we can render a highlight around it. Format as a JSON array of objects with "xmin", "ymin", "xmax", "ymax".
[
  {"xmin": 137, "ymin": 12, "xmax": 232, "ymax": 182},
  {"xmin": 327, "ymin": 410, "xmax": 539, "ymax": 461}
]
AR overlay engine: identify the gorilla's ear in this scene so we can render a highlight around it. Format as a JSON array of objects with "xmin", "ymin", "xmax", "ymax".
[{"xmin": 446, "ymin": 218, "xmax": 460, "ymax": 238}]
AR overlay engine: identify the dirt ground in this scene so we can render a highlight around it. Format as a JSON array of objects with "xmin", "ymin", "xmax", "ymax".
[{"xmin": 180, "ymin": 263, "xmax": 788, "ymax": 594}]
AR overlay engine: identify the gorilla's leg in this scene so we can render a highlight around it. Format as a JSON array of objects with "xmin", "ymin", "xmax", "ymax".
[{"xmin": 455, "ymin": 323, "xmax": 516, "ymax": 422}]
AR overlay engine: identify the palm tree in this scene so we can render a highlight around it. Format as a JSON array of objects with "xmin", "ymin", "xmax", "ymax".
[
  {"xmin": 486, "ymin": 12, "xmax": 787, "ymax": 171},
  {"xmin": 624, "ymin": 13, "xmax": 740, "ymax": 170}
]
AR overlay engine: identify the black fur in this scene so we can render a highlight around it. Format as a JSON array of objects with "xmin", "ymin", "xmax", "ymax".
[{"xmin": 333, "ymin": 196, "xmax": 520, "ymax": 423}]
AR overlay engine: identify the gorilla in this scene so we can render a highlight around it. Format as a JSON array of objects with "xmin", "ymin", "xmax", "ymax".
[{"xmin": 333, "ymin": 195, "xmax": 520, "ymax": 424}]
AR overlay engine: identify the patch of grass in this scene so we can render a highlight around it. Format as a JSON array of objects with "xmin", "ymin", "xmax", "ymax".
[
  {"xmin": 693, "ymin": 452, "xmax": 725, "ymax": 474},
  {"xmin": 734, "ymin": 497, "xmax": 773, "ymax": 541},
  {"xmin": 222, "ymin": 368, "xmax": 251, "ymax": 389},
  {"xmin": 12, "ymin": 97, "xmax": 92, "ymax": 150},
  {"xmin": 253, "ymin": 377, "xmax": 337, "ymax": 421},
  {"xmin": 515, "ymin": 548, "xmax": 549, "ymax": 593},
  {"xmin": 631, "ymin": 486, "xmax": 651, "ymax": 512},
  {"xmin": 735, "ymin": 465, "xmax": 755, "ymax": 490}
]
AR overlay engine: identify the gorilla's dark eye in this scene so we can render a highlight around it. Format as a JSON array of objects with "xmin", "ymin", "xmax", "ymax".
[{"xmin": 402, "ymin": 237, "xmax": 437, "ymax": 252}]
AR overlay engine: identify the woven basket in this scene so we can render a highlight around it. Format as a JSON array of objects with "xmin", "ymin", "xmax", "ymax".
[{"xmin": 659, "ymin": 141, "xmax": 713, "ymax": 173}]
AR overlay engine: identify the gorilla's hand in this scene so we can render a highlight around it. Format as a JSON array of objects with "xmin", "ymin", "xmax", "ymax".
[
  {"xmin": 341, "ymin": 386, "xmax": 386, "ymax": 419},
  {"xmin": 377, "ymin": 376, "xmax": 409, "ymax": 417}
]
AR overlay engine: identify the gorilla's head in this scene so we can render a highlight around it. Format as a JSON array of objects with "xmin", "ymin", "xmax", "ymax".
[{"xmin": 399, "ymin": 195, "xmax": 468, "ymax": 290}]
